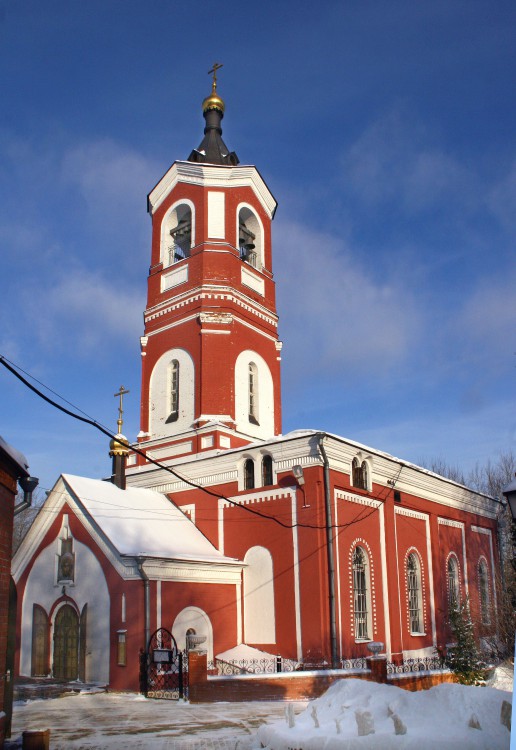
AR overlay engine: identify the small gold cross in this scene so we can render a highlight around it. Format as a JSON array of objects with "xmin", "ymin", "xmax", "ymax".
[
  {"xmin": 208, "ymin": 62, "xmax": 223, "ymax": 89},
  {"xmin": 114, "ymin": 385, "xmax": 130, "ymax": 432}
]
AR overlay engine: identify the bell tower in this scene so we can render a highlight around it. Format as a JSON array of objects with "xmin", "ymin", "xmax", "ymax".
[{"xmin": 134, "ymin": 68, "xmax": 282, "ymax": 466}]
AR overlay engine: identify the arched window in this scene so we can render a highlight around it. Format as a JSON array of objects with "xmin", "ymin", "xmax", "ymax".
[
  {"xmin": 352, "ymin": 547, "xmax": 371, "ymax": 640},
  {"xmin": 406, "ymin": 552, "xmax": 423, "ymax": 634},
  {"xmin": 447, "ymin": 555, "xmax": 459, "ymax": 612},
  {"xmin": 262, "ymin": 455, "xmax": 273, "ymax": 486},
  {"xmin": 248, "ymin": 362, "xmax": 259, "ymax": 425},
  {"xmin": 166, "ymin": 359, "xmax": 179, "ymax": 423},
  {"xmin": 478, "ymin": 559, "xmax": 490, "ymax": 625},
  {"xmin": 238, "ymin": 206, "xmax": 262, "ymax": 269},
  {"xmin": 243, "ymin": 546, "xmax": 276, "ymax": 643},
  {"xmin": 244, "ymin": 459, "xmax": 255, "ymax": 490},
  {"xmin": 352, "ymin": 458, "xmax": 368, "ymax": 490},
  {"xmin": 167, "ymin": 204, "xmax": 192, "ymax": 265}
]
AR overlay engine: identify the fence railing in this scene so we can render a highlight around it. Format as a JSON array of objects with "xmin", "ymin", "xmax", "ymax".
[
  {"xmin": 387, "ymin": 655, "xmax": 445, "ymax": 675},
  {"xmin": 207, "ymin": 655, "xmax": 369, "ymax": 676}
]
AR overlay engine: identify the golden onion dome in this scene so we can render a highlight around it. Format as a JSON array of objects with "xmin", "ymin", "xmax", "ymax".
[
  {"xmin": 202, "ymin": 84, "xmax": 225, "ymax": 113},
  {"xmin": 109, "ymin": 433, "xmax": 130, "ymax": 457}
]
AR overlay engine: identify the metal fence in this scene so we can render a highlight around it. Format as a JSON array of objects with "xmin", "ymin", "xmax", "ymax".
[
  {"xmin": 387, "ymin": 655, "xmax": 445, "ymax": 675},
  {"xmin": 207, "ymin": 655, "xmax": 369, "ymax": 676}
]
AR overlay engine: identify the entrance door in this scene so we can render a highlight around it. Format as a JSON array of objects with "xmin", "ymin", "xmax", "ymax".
[
  {"xmin": 53, "ymin": 605, "xmax": 79, "ymax": 680},
  {"xmin": 31, "ymin": 604, "xmax": 49, "ymax": 676}
]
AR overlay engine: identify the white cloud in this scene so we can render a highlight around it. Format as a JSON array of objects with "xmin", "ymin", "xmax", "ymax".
[
  {"xmin": 21, "ymin": 266, "xmax": 144, "ymax": 356},
  {"xmin": 452, "ymin": 269, "xmax": 516, "ymax": 365},
  {"xmin": 274, "ymin": 218, "xmax": 421, "ymax": 377},
  {"xmin": 342, "ymin": 110, "xmax": 478, "ymax": 213},
  {"xmin": 60, "ymin": 139, "xmax": 159, "ymax": 252},
  {"xmin": 488, "ymin": 158, "xmax": 516, "ymax": 234}
]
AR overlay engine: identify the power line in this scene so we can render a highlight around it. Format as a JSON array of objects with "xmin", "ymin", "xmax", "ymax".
[{"xmin": 1, "ymin": 355, "xmax": 389, "ymax": 532}]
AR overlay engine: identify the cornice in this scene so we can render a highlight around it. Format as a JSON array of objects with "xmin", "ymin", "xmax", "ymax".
[
  {"xmin": 148, "ymin": 161, "xmax": 277, "ymax": 219},
  {"xmin": 133, "ymin": 557, "xmax": 243, "ymax": 584},
  {"xmin": 144, "ymin": 286, "xmax": 278, "ymax": 329},
  {"xmin": 127, "ymin": 431, "xmax": 498, "ymax": 522}
]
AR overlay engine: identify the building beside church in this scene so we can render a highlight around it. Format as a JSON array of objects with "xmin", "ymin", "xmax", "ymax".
[
  {"xmin": 0, "ymin": 437, "xmax": 36, "ymax": 743},
  {"xmin": 12, "ymin": 75, "xmax": 502, "ymax": 691}
]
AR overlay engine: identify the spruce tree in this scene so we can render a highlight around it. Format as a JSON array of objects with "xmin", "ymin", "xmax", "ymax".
[{"xmin": 444, "ymin": 597, "xmax": 484, "ymax": 685}]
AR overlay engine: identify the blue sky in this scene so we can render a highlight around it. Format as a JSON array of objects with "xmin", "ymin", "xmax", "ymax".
[{"xmin": 1, "ymin": 0, "xmax": 515, "ymax": 493}]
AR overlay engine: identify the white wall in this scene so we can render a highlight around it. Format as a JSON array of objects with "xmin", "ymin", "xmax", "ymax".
[
  {"xmin": 243, "ymin": 546, "xmax": 276, "ymax": 644},
  {"xmin": 20, "ymin": 535, "xmax": 110, "ymax": 683},
  {"xmin": 149, "ymin": 348, "xmax": 195, "ymax": 438},
  {"xmin": 234, "ymin": 350, "xmax": 274, "ymax": 439}
]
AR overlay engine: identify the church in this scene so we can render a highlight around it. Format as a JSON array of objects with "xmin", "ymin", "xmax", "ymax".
[{"xmin": 12, "ymin": 71, "xmax": 501, "ymax": 692}]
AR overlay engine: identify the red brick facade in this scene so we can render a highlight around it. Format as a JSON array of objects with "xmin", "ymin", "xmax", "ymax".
[{"xmin": 0, "ymin": 442, "xmax": 29, "ymax": 747}]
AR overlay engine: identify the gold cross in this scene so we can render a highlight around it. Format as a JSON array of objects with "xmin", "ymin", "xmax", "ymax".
[
  {"xmin": 208, "ymin": 62, "xmax": 223, "ymax": 89},
  {"xmin": 114, "ymin": 385, "xmax": 130, "ymax": 432}
]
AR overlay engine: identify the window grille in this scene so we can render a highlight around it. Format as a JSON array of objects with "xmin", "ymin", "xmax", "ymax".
[
  {"xmin": 478, "ymin": 560, "xmax": 490, "ymax": 624},
  {"xmin": 262, "ymin": 455, "xmax": 273, "ymax": 486},
  {"xmin": 353, "ymin": 547, "xmax": 369, "ymax": 640},
  {"xmin": 166, "ymin": 359, "xmax": 179, "ymax": 423},
  {"xmin": 248, "ymin": 363, "xmax": 259, "ymax": 425},
  {"xmin": 169, "ymin": 215, "xmax": 191, "ymax": 263},
  {"xmin": 352, "ymin": 458, "xmax": 368, "ymax": 490},
  {"xmin": 244, "ymin": 459, "xmax": 255, "ymax": 490},
  {"xmin": 447, "ymin": 556, "xmax": 459, "ymax": 611},
  {"xmin": 407, "ymin": 553, "xmax": 422, "ymax": 633}
]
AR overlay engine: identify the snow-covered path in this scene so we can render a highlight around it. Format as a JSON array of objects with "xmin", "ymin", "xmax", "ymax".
[{"xmin": 6, "ymin": 692, "xmax": 308, "ymax": 749}]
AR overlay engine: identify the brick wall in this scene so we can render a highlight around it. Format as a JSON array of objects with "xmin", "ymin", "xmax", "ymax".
[
  {"xmin": 0, "ymin": 465, "xmax": 17, "ymax": 746},
  {"xmin": 187, "ymin": 652, "xmax": 455, "ymax": 703}
]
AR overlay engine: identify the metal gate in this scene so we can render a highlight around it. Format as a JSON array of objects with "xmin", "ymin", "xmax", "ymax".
[{"xmin": 140, "ymin": 628, "xmax": 187, "ymax": 699}]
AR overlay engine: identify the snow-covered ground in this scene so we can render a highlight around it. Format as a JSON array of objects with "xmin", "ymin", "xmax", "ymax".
[
  {"xmin": 5, "ymin": 667, "xmax": 513, "ymax": 750},
  {"xmin": 256, "ymin": 677, "xmax": 513, "ymax": 750}
]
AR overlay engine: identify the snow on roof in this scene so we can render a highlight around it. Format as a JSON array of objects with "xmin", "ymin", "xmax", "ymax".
[
  {"xmin": 62, "ymin": 474, "xmax": 238, "ymax": 564},
  {"xmin": 0, "ymin": 435, "xmax": 29, "ymax": 474}
]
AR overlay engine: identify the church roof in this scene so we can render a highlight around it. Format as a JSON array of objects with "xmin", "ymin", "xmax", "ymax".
[
  {"xmin": 62, "ymin": 474, "xmax": 238, "ymax": 564},
  {"xmin": 187, "ymin": 80, "xmax": 239, "ymax": 166}
]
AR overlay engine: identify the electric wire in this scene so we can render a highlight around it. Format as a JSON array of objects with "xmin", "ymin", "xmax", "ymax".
[{"xmin": 0, "ymin": 354, "xmax": 396, "ymax": 532}]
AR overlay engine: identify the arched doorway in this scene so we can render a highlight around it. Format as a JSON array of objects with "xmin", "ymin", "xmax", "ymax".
[{"xmin": 53, "ymin": 604, "xmax": 79, "ymax": 680}]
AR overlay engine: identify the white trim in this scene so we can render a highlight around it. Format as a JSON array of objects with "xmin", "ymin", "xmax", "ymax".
[
  {"xmin": 207, "ymin": 191, "xmax": 225, "ymax": 238},
  {"xmin": 472, "ymin": 527, "xmax": 499, "ymax": 619},
  {"xmin": 144, "ymin": 286, "xmax": 279, "ymax": 328},
  {"xmin": 424, "ymin": 517, "xmax": 437, "ymax": 645},
  {"xmin": 241, "ymin": 266, "xmax": 265, "ymax": 295},
  {"xmin": 160, "ymin": 198, "xmax": 195, "ymax": 266},
  {"xmin": 378, "ymin": 503, "xmax": 391, "ymax": 658},
  {"xmin": 395, "ymin": 507, "xmax": 428, "ymax": 521},
  {"xmin": 291, "ymin": 490, "xmax": 302, "ymax": 661},
  {"xmin": 461, "ymin": 524, "xmax": 469, "ymax": 598},
  {"xmin": 148, "ymin": 162, "xmax": 277, "ymax": 219},
  {"xmin": 438, "ymin": 517, "xmax": 468, "ymax": 598},
  {"xmin": 438, "ymin": 518, "xmax": 464, "ymax": 528},
  {"xmin": 218, "ymin": 499, "xmax": 225, "ymax": 555},
  {"xmin": 334, "ymin": 489, "xmax": 343, "ymax": 658},
  {"xmin": 394, "ymin": 509, "xmax": 403, "ymax": 654},
  {"xmin": 471, "ymin": 525, "xmax": 492, "ymax": 535},
  {"xmin": 161, "ymin": 266, "xmax": 188, "ymax": 292},
  {"xmin": 335, "ymin": 489, "xmax": 382, "ymax": 509},
  {"xmin": 236, "ymin": 582, "xmax": 242, "ymax": 644},
  {"xmin": 156, "ymin": 580, "xmax": 161, "ymax": 630}
]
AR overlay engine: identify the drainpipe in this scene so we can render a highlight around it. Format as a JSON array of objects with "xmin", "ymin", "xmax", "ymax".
[
  {"xmin": 136, "ymin": 557, "xmax": 150, "ymax": 651},
  {"xmin": 318, "ymin": 433, "xmax": 338, "ymax": 669},
  {"xmin": 14, "ymin": 476, "xmax": 39, "ymax": 515}
]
